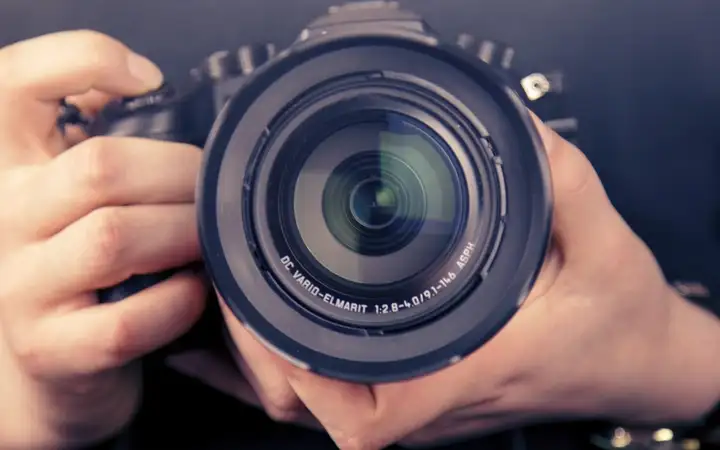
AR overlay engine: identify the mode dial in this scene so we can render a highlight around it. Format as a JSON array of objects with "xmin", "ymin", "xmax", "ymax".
[
  {"xmin": 192, "ymin": 44, "xmax": 277, "ymax": 82},
  {"xmin": 456, "ymin": 34, "xmax": 516, "ymax": 71}
]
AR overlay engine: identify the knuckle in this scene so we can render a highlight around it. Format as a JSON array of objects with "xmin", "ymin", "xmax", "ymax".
[
  {"xmin": 332, "ymin": 432, "xmax": 379, "ymax": 450},
  {"xmin": 85, "ymin": 208, "xmax": 127, "ymax": 273},
  {"xmin": 325, "ymin": 420, "xmax": 384, "ymax": 450},
  {"xmin": 264, "ymin": 405, "xmax": 301, "ymax": 423},
  {"xmin": 0, "ymin": 169, "xmax": 27, "ymax": 227},
  {"xmin": 103, "ymin": 310, "xmax": 137, "ymax": 365},
  {"xmin": 73, "ymin": 137, "xmax": 118, "ymax": 195},
  {"xmin": 69, "ymin": 30, "xmax": 124, "ymax": 68},
  {"xmin": 321, "ymin": 409, "xmax": 387, "ymax": 450},
  {"xmin": 262, "ymin": 391, "xmax": 303, "ymax": 423},
  {"xmin": 10, "ymin": 332, "xmax": 46, "ymax": 376}
]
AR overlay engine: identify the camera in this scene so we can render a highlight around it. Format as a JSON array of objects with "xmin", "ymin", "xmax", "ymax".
[{"xmin": 78, "ymin": 1, "xmax": 577, "ymax": 383}]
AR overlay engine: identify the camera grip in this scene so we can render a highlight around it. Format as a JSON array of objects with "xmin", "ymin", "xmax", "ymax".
[
  {"xmin": 83, "ymin": 83, "xmax": 229, "ymax": 361},
  {"xmin": 97, "ymin": 271, "xmax": 177, "ymax": 303},
  {"xmin": 87, "ymin": 83, "xmax": 196, "ymax": 305}
]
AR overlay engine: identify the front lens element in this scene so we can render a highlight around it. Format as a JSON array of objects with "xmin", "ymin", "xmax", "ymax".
[
  {"xmin": 254, "ymin": 88, "xmax": 494, "ymax": 329},
  {"xmin": 349, "ymin": 177, "xmax": 400, "ymax": 230},
  {"xmin": 322, "ymin": 150, "xmax": 426, "ymax": 257},
  {"xmin": 293, "ymin": 114, "xmax": 463, "ymax": 286},
  {"xmin": 202, "ymin": 37, "xmax": 550, "ymax": 383}
]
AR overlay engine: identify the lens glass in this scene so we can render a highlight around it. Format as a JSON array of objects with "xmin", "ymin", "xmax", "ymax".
[
  {"xmin": 350, "ymin": 177, "xmax": 400, "ymax": 230},
  {"xmin": 322, "ymin": 150, "xmax": 426, "ymax": 257},
  {"xmin": 290, "ymin": 112, "xmax": 465, "ymax": 287}
]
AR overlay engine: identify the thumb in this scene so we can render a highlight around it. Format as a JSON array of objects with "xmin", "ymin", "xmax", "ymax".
[{"xmin": 530, "ymin": 112, "xmax": 623, "ymax": 257}]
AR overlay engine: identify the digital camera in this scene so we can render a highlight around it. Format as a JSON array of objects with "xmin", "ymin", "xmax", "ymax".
[{"xmin": 76, "ymin": 1, "xmax": 577, "ymax": 383}]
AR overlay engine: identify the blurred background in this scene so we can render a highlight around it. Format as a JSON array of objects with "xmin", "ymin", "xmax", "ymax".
[{"xmin": 1, "ymin": 0, "xmax": 718, "ymax": 312}]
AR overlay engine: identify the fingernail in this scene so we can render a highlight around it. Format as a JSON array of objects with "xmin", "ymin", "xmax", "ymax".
[{"xmin": 126, "ymin": 52, "xmax": 164, "ymax": 89}]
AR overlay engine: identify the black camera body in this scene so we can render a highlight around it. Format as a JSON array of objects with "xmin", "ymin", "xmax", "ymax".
[{"xmin": 82, "ymin": 1, "xmax": 577, "ymax": 383}]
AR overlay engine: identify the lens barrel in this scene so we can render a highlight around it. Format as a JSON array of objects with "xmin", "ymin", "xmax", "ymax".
[{"xmin": 198, "ymin": 29, "xmax": 551, "ymax": 382}]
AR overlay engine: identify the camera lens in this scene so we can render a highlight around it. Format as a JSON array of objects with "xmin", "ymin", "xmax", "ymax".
[
  {"xmin": 200, "ymin": 34, "xmax": 552, "ymax": 383},
  {"xmin": 323, "ymin": 150, "xmax": 425, "ymax": 257},
  {"xmin": 283, "ymin": 112, "xmax": 466, "ymax": 299},
  {"xmin": 349, "ymin": 177, "xmax": 400, "ymax": 230}
]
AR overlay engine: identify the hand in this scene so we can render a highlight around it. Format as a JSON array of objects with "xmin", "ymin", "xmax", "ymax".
[
  {"xmin": 0, "ymin": 31, "xmax": 208, "ymax": 449},
  {"xmin": 175, "ymin": 114, "xmax": 720, "ymax": 449}
]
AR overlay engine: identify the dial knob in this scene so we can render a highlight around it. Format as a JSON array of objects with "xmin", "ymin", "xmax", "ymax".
[
  {"xmin": 456, "ymin": 34, "xmax": 516, "ymax": 70},
  {"xmin": 193, "ymin": 50, "xmax": 239, "ymax": 81},
  {"xmin": 120, "ymin": 81, "xmax": 175, "ymax": 112},
  {"xmin": 455, "ymin": 33, "xmax": 578, "ymax": 144},
  {"xmin": 193, "ymin": 44, "xmax": 277, "ymax": 82},
  {"xmin": 236, "ymin": 43, "xmax": 277, "ymax": 75}
]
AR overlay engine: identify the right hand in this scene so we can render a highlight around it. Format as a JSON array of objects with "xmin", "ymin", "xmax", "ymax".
[{"xmin": 0, "ymin": 31, "xmax": 208, "ymax": 449}]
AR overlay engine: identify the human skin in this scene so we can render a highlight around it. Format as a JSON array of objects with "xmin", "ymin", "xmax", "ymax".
[
  {"xmin": 0, "ymin": 31, "xmax": 208, "ymax": 448},
  {"xmin": 201, "ymin": 114, "xmax": 720, "ymax": 450},
  {"xmin": 0, "ymin": 30, "xmax": 718, "ymax": 450}
]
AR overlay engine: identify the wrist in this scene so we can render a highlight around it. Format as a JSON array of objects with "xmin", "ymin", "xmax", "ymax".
[
  {"xmin": 661, "ymin": 292, "xmax": 720, "ymax": 421},
  {"xmin": 612, "ymin": 290, "xmax": 720, "ymax": 425}
]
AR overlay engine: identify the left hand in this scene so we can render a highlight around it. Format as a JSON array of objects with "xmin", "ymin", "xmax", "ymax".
[{"xmin": 168, "ymin": 115, "xmax": 720, "ymax": 449}]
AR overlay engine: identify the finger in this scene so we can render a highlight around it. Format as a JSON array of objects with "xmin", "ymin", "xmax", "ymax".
[
  {"xmin": 0, "ymin": 30, "xmax": 163, "ymax": 163},
  {"xmin": 221, "ymin": 306, "xmax": 311, "ymax": 424},
  {"xmin": 63, "ymin": 126, "xmax": 89, "ymax": 148},
  {"xmin": 286, "ymin": 372, "xmax": 389, "ymax": 450},
  {"xmin": 10, "ymin": 204, "xmax": 199, "ymax": 310},
  {"xmin": 7, "ymin": 137, "xmax": 201, "ymax": 239},
  {"xmin": 285, "ymin": 362, "xmax": 475, "ymax": 449},
  {"xmin": 12, "ymin": 269, "xmax": 208, "ymax": 377},
  {"xmin": 529, "ymin": 113, "xmax": 624, "ymax": 254},
  {"xmin": 0, "ymin": 30, "xmax": 162, "ymax": 104}
]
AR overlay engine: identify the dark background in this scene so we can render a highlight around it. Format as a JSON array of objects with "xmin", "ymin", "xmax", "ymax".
[{"xmin": 2, "ymin": 0, "xmax": 718, "ymax": 301}]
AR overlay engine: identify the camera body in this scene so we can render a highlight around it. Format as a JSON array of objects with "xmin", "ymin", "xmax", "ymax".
[
  {"xmin": 89, "ymin": 4, "xmax": 575, "ymax": 150},
  {"xmin": 80, "ymin": 1, "xmax": 577, "ymax": 383}
]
